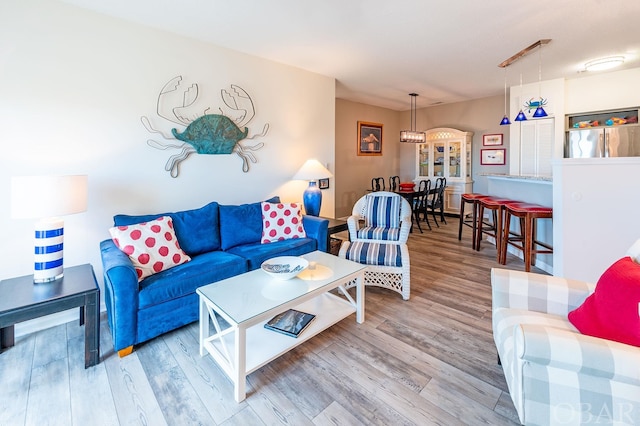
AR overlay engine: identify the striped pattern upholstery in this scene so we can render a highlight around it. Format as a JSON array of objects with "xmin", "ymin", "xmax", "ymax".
[
  {"xmin": 343, "ymin": 241, "xmax": 402, "ymax": 267},
  {"xmin": 357, "ymin": 194, "xmax": 402, "ymax": 241},
  {"xmin": 356, "ymin": 226, "xmax": 400, "ymax": 241},
  {"xmin": 364, "ymin": 194, "xmax": 401, "ymax": 228},
  {"xmin": 492, "ymin": 268, "xmax": 640, "ymax": 425}
]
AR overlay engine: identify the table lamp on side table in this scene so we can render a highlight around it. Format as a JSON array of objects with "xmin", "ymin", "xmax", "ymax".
[
  {"xmin": 11, "ymin": 175, "xmax": 88, "ymax": 283},
  {"xmin": 293, "ymin": 159, "xmax": 333, "ymax": 216}
]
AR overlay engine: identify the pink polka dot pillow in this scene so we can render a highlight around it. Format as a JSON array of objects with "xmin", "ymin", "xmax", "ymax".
[
  {"xmin": 109, "ymin": 216, "xmax": 191, "ymax": 281},
  {"xmin": 261, "ymin": 202, "xmax": 306, "ymax": 243}
]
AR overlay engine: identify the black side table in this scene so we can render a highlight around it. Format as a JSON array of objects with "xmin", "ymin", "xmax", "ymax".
[
  {"xmin": 324, "ymin": 217, "xmax": 349, "ymax": 255},
  {"xmin": 0, "ymin": 264, "xmax": 100, "ymax": 368}
]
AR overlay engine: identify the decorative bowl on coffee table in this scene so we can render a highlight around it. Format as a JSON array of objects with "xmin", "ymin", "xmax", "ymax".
[{"xmin": 261, "ymin": 256, "xmax": 309, "ymax": 280}]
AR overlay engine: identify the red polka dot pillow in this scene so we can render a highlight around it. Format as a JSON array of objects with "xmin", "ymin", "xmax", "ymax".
[
  {"xmin": 109, "ymin": 216, "xmax": 191, "ymax": 281},
  {"xmin": 261, "ymin": 202, "xmax": 306, "ymax": 243}
]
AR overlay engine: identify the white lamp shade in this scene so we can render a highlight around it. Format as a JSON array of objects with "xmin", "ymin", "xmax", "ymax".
[
  {"xmin": 11, "ymin": 175, "xmax": 88, "ymax": 219},
  {"xmin": 293, "ymin": 159, "xmax": 333, "ymax": 181}
]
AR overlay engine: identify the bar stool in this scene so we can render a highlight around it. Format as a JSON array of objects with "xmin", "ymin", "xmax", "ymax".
[
  {"xmin": 475, "ymin": 196, "xmax": 520, "ymax": 261},
  {"xmin": 458, "ymin": 193, "xmax": 489, "ymax": 250},
  {"xmin": 500, "ymin": 203, "xmax": 553, "ymax": 272}
]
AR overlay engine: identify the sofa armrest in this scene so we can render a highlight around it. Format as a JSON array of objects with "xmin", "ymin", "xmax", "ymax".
[
  {"xmin": 100, "ymin": 239, "xmax": 139, "ymax": 351},
  {"xmin": 302, "ymin": 215, "xmax": 329, "ymax": 252},
  {"xmin": 516, "ymin": 324, "xmax": 640, "ymax": 385},
  {"xmin": 491, "ymin": 268, "xmax": 595, "ymax": 316}
]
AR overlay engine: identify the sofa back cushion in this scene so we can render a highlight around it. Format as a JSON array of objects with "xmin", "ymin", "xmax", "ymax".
[
  {"xmin": 114, "ymin": 201, "xmax": 220, "ymax": 256},
  {"xmin": 219, "ymin": 196, "xmax": 280, "ymax": 250}
]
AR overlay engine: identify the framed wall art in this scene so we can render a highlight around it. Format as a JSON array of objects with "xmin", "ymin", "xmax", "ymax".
[
  {"xmin": 318, "ymin": 178, "xmax": 329, "ymax": 189},
  {"xmin": 357, "ymin": 121, "xmax": 383, "ymax": 156},
  {"xmin": 482, "ymin": 133, "xmax": 503, "ymax": 146},
  {"xmin": 481, "ymin": 148, "xmax": 506, "ymax": 165}
]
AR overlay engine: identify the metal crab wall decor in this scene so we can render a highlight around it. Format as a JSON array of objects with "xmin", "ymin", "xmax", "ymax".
[{"xmin": 141, "ymin": 76, "xmax": 269, "ymax": 177}]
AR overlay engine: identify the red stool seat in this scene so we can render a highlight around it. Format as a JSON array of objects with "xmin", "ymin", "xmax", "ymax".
[{"xmin": 500, "ymin": 202, "xmax": 553, "ymax": 271}]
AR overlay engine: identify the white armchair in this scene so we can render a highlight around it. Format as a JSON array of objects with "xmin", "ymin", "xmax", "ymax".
[
  {"xmin": 347, "ymin": 191, "xmax": 411, "ymax": 243},
  {"xmin": 492, "ymin": 268, "xmax": 640, "ymax": 425}
]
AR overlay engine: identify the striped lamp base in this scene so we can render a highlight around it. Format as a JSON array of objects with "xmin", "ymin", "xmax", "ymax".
[{"xmin": 34, "ymin": 218, "xmax": 65, "ymax": 283}]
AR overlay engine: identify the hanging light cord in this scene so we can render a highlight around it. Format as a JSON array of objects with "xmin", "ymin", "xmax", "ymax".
[
  {"xmin": 538, "ymin": 45, "xmax": 543, "ymax": 99},
  {"xmin": 503, "ymin": 68, "xmax": 508, "ymax": 115},
  {"xmin": 410, "ymin": 93, "xmax": 417, "ymax": 131}
]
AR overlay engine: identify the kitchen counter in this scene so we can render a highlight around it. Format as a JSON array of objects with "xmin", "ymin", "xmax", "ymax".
[{"xmin": 483, "ymin": 173, "xmax": 552, "ymax": 184}]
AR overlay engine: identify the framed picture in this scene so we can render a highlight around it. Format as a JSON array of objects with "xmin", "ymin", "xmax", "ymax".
[
  {"xmin": 481, "ymin": 148, "xmax": 506, "ymax": 165},
  {"xmin": 318, "ymin": 178, "xmax": 329, "ymax": 189},
  {"xmin": 357, "ymin": 121, "xmax": 383, "ymax": 156},
  {"xmin": 483, "ymin": 133, "xmax": 503, "ymax": 146}
]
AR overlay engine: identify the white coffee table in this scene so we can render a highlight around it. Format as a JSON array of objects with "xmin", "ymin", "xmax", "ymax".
[{"xmin": 196, "ymin": 250, "xmax": 366, "ymax": 402}]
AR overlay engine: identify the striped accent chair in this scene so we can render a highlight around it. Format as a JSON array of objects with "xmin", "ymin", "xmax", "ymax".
[
  {"xmin": 492, "ymin": 267, "xmax": 640, "ymax": 425},
  {"xmin": 347, "ymin": 191, "xmax": 411, "ymax": 243},
  {"xmin": 339, "ymin": 240, "xmax": 410, "ymax": 300}
]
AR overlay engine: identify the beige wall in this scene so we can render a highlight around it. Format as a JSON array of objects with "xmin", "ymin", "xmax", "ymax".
[
  {"xmin": 399, "ymin": 95, "xmax": 508, "ymax": 196},
  {"xmin": 1, "ymin": 0, "xmax": 335, "ymax": 334},
  {"xmin": 335, "ymin": 99, "xmax": 401, "ymax": 218},
  {"xmin": 335, "ymin": 95, "xmax": 507, "ymax": 217}
]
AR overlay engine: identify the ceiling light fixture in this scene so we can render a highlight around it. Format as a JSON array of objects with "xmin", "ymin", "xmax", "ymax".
[
  {"xmin": 400, "ymin": 93, "xmax": 426, "ymax": 143},
  {"xmin": 498, "ymin": 39, "xmax": 551, "ymax": 124},
  {"xmin": 584, "ymin": 56, "xmax": 625, "ymax": 72}
]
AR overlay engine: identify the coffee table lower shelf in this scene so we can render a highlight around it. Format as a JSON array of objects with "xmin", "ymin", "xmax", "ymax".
[{"xmin": 199, "ymin": 290, "xmax": 360, "ymax": 402}]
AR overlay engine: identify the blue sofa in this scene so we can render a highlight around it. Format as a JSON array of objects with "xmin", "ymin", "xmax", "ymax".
[{"xmin": 100, "ymin": 199, "xmax": 328, "ymax": 356}]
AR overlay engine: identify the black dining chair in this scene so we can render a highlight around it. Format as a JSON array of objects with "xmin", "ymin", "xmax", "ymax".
[
  {"xmin": 411, "ymin": 179, "xmax": 431, "ymax": 233},
  {"xmin": 426, "ymin": 177, "xmax": 447, "ymax": 227},
  {"xmin": 389, "ymin": 175, "xmax": 400, "ymax": 192},
  {"xmin": 371, "ymin": 177, "xmax": 385, "ymax": 192}
]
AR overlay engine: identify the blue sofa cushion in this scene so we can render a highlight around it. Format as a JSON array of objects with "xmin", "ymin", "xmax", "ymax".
[
  {"xmin": 113, "ymin": 201, "xmax": 220, "ymax": 256},
  {"xmin": 138, "ymin": 251, "xmax": 247, "ymax": 309},
  {"xmin": 227, "ymin": 237, "xmax": 317, "ymax": 270},
  {"xmin": 219, "ymin": 196, "xmax": 280, "ymax": 250}
]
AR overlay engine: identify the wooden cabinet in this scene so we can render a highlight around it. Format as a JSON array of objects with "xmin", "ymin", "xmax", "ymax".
[{"xmin": 415, "ymin": 127, "xmax": 473, "ymax": 215}]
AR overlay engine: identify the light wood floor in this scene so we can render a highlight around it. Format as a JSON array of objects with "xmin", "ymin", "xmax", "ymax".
[{"xmin": 1, "ymin": 217, "xmax": 546, "ymax": 425}]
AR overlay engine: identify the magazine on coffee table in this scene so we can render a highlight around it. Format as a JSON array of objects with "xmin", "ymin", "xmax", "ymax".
[{"xmin": 264, "ymin": 309, "xmax": 316, "ymax": 338}]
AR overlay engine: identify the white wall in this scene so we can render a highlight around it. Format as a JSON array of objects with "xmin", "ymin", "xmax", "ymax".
[
  {"xmin": 565, "ymin": 68, "xmax": 640, "ymax": 114},
  {"xmin": 0, "ymin": 0, "xmax": 335, "ymax": 335},
  {"xmin": 553, "ymin": 158, "xmax": 640, "ymax": 283}
]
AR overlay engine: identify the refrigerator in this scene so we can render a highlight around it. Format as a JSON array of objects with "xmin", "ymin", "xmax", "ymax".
[{"xmin": 565, "ymin": 125, "xmax": 640, "ymax": 158}]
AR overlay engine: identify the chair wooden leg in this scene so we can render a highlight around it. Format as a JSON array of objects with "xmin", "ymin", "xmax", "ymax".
[{"xmin": 118, "ymin": 346, "xmax": 134, "ymax": 357}]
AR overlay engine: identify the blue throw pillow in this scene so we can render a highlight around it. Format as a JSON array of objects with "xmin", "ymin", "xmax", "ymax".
[
  {"xmin": 219, "ymin": 196, "xmax": 280, "ymax": 250},
  {"xmin": 113, "ymin": 201, "xmax": 220, "ymax": 255}
]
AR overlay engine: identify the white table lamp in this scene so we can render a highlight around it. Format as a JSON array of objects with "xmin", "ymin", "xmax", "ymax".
[
  {"xmin": 293, "ymin": 159, "xmax": 333, "ymax": 216},
  {"xmin": 11, "ymin": 175, "xmax": 88, "ymax": 283}
]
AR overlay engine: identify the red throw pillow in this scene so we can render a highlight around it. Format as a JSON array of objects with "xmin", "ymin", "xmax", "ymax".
[
  {"xmin": 109, "ymin": 216, "xmax": 191, "ymax": 281},
  {"xmin": 568, "ymin": 256, "xmax": 640, "ymax": 347},
  {"xmin": 261, "ymin": 202, "xmax": 306, "ymax": 243}
]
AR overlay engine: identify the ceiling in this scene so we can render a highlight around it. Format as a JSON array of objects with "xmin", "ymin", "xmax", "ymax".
[{"xmin": 63, "ymin": 0, "xmax": 640, "ymax": 111}]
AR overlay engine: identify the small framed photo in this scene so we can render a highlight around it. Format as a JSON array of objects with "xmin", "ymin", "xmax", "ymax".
[
  {"xmin": 481, "ymin": 149, "xmax": 506, "ymax": 165},
  {"xmin": 483, "ymin": 133, "xmax": 503, "ymax": 146},
  {"xmin": 318, "ymin": 178, "xmax": 329, "ymax": 189},
  {"xmin": 357, "ymin": 121, "xmax": 383, "ymax": 156}
]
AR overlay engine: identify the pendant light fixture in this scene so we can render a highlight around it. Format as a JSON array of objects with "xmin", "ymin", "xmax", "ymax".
[
  {"xmin": 514, "ymin": 73, "xmax": 527, "ymax": 122},
  {"xmin": 532, "ymin": 43, "xmax": 548, "ymax": 118},
  {"xmin": 400, "ymin": 93, "xmax": 426, "ymax": 143},
  {"xmin": 498, "ymin": 39, "xmax": 551, "ymax": 124},
  {"xmin": 499, "ymin": 67, "xmax": 511, "ymax": 126}
]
